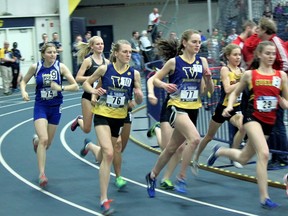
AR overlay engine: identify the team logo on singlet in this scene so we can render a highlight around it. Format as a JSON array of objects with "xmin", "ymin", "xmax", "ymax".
[{"xmin": 42, "ymin": 70, "xmax": 58, "ymax": 86}]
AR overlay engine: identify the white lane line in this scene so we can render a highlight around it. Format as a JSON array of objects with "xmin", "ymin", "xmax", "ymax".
[
  {"xmin": 0, "ymin": 99, "xmax": 80, "ymax": 117},
  {"xmin": 0, "ymin": 91, "xmax": 82, "ymax": 109},
  {"xmin": 61, "ymin": 120, "xmax": 258, "ymax": 216},
  {"xmin": 0, "ymin": 109, "xmax": 103, "ymax": 216}
]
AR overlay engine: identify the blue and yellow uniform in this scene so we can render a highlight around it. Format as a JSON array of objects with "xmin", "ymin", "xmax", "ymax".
[
  {"xmin": 82, "ymin": 56, "xmax": 106, "ymax": 101},
  {"xmin": 34, "ymin": 60, "xmax": 63, "ymax": 124},
  {"xmin": 167, "ymin": 55, "xmax": 203, "ymax": 127},
  {"xmin": 92, "ymin": 63, "xmax": 135, "ymax": 137},
  {"xmin": 212, "ymin": 66, "xmax": 243, "ymax": 123}
]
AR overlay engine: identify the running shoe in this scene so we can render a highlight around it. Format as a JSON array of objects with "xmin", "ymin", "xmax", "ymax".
[
  {"xmin": 284, "ymin": 173, "xmax": 288, "ymax": 196},
  {"xmin": 39, "ymin": 174, "xmax": 48, "ymax": 188},
  {"xmin": 32, "ymin": 134, "xmax": 39, "ymax": 153},
  {"xmin": 146, "ymin": 122, "xmax": 160, "ymax": 138},
  {"xmin": 233, "ymin": 161, "xmax": 243, "ymax": 169},
  {"xmin": 145, "ymin": 172, "xmax": 156, "ymax": 198},
  {"xmin": 175, "ymin": 177, "xmax": 187, "ymax": 193},
  {"xmin": 160, "ymin": 179, "xmax": 174, "ymax": 190},
  {"xmin": 80, "ymin": 138, "xmax": 90, "ymax": 157},
  {"xmin": 115, "ymin": 176, "xmax": 127, "ymax": 189},
  {"xmin": 261, "ymin": 198, "xmax": 279, "ymax": 209},
  {"xmin": 101, "ymin": 199, "xmax": 114, "ymax": 215},
  {"xmin": 207, "ymin": 144, "xmax": 221, "ymax": 166},
  {"xmin": 191, "ymin": 160, "xmax": 199, "ymax": 176},
  {"xmin": 70, "ymin": 115, "xmax": 83, "ymax": 131}
]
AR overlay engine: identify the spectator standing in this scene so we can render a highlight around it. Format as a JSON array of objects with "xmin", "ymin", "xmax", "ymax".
[
  {"xmin": 50, "ymin": 32, "xmax": 63, "ymax": 62},
  {"xmin": 0, "ymin": 41, "xmax": 15, "ymax": 95},
  {"xmin": 232, "ymin": 20, "xmax": 257, "ymax": 49},
  {"xmin": 148, "ymin": 8, "xmax": 166, "ymax": 44},
  {"xmin": 72, "ymin": 34, "xmax": 83, "ymax": 77},
  {"xmin": 139, "ymin": 30, "xmax": 154, "ymax": 63},
  {"xmin": 83, "ymin": 31, "xmax": 92, "ymax": 43},
  {"xmin": 129, "ymin": 31, "xmax": 142, "ymax": 71},
  {"xmin": 277, "ymin": 24, "xmax": 288, "ymax": 42},
  {"xmin": 207, "ymin": 28, "xmax": 221, "ymax": 65},
  {"xmin": 11, "ymin": 42, "xmax": 24, "ymax": 92},
  {"xmin": 226, "ymin": 28, "xmax": 238, "ymax": 44},
  {"xmin": 232, "ymin": 20, "xmax": 257, "ymax": 69},
  {"xmin": 168, "ymin": 31, "xmax": 178, "ymax": 41},
  {"xmin": 39, "ymin": 33, "xmax": 48, "ymax": 51}
]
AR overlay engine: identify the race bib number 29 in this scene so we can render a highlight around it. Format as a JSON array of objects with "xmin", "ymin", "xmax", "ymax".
[{"xmin": 256, "ymin": 96, "xmax": 277, "ymax": 112}]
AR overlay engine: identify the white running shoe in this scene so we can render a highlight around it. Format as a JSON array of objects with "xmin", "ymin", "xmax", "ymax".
[{"xmin": 233, "ymin": 161, "xmax": 243, "ymax": 169}]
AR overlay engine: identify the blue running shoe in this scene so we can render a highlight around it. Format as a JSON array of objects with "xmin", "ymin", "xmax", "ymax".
[
  {"xmin": 80, "ymin": 138, "xmax": 90, "ymax": 157},
  {"xmin": 101, "ymin": 199, "xmax": 114, "ymax": 215},
  {"xmin": 261, "ymin": 198, "xmax": 279, "ymax": 209},
  {"xmin": 145, "ymin": 172, "xmax": 156, "ymax": 198},
  {"xmin": 175, "ymin": 177, "xmax": 187, "ymax": 193},
  {"xmin": 207, "ymin": 145, "xmax": 221, "ymax": 166}
]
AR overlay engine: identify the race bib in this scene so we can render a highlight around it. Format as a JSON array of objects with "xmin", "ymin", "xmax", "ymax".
[
  {"xmin": 256, "ymin": 96, "xmax": 277, "ymax": 112},
  {"xmin": 120, "ymin": 77, "xmax": 132, "ymax": 87},
  {"xmin": 40, "ymin": 89, "xmax": 58, "ymax": 100},
  {"xmin": 193, "ymin": 64, "xmax": 203, "ymax": 73},
  {"xmin": 180, "ymin": 89, "xmax": 198, "ymax": 102},
  {"xmin": 106, "ymin": 95, "xmax": 125, "ymax": 107}
]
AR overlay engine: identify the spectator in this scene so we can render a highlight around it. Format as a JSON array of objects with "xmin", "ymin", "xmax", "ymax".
[
  {"xmin": 129, "ymin": 31, "xmax": 142, "ymax": 71},
  {"xmin": 226, "ymin": 28, "xmax": 238, "ymax": 44},
  {"xmin": 207, "ymin": 28, "xmax": 221, "ymax": 65},
  {"xmin": 277, "ymin": 24, "xmax": 288, "ymax": 42},
  {"xmin": 148, "ymin": 8, "xmax": 166, "ymax": 44},
  {"xmin": 263, "ymin": 5, "xmax": 273, "ymax": 18},
  {"xmin": 232, "ymin": 20, "xmax": 257, "ymax": 68},
  {"xmin": 0, "ymin": 41, "xmax": 15, "ymax": 95},
  {"xmin": 283, "ymin": 2, "xmax": 288, "ymax": 16},
  {"xmin": 11, "ymin": 42, "xmax": 24, "ymax": 92},
  {"xmin": 50, "ymin": 32, "xmax": 63, "ymax": 62},
  {"xmin": 198, "ymin": 30, "xmax": 207, "ymax": 42},
  {"xmin": 274, "ymin": 3, "xmax": 284, "ymax": 16},
  {"xmin": 39, "ymin": 33, "xmax": 48, "ymax": 51},
  {"xmin": 72, "ymin": 34, "xmax": 83, "ymax": 77},
  {"xmin": 83, "ymin": 31, "xmax": 92, "ymax": 43},
  {"xmin": 139, "ymin": 30, "xmax": 154, "ymax": 63},
  {"xmin": 168, "ymin": 31, "xmax": 178, "ymax": 41},
  {"xmin": 232, "ymin": 20, "xmax": 257, "ymax": 49}
]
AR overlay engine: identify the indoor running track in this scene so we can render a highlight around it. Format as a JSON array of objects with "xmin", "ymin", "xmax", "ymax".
[{"xmin": 0, "ymin": 89, "xmax": 287, "ymax": 216}]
